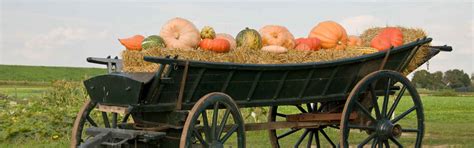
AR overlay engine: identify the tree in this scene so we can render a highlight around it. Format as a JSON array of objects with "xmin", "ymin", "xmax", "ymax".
[
  {"xmin": 443, "ymin": 69, "xmax": 471, "ymax": 89},
  {"xmin": 412, "ymin": 70, "xmax": 430, "ymax": 88},
  {"xmin": 412, "ymin": 70, "xmax": 446, "ymax": 90}
]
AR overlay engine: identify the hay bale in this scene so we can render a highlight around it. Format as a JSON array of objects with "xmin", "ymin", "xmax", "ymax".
[
  {"xmin": 360, "ymin": 27, "xmax": 429, "ymax": 75},
  {"xmin": 121, "ymin": 46, "xmax": 378, "ymax": 72},
  {"xmin": 122, "ymin": 26, "xmax": 428, "ymax": 74}
]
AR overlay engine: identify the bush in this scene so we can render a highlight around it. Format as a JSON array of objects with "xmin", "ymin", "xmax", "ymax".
[
  {"xmin": 0, "ymin": 80, "xmax": 87, "ymax": 142},
  {"xmin": 431, "ymin": 89, "xmax": 458, "ymax": 97}
]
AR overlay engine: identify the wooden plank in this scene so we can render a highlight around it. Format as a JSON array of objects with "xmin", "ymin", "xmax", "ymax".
[
  {"xmin": 286, "ymin": 112, "xmax": 358, "ymax": 122},
  {"xmin": 185, "ymin": 68, "xmax": 206, "ymax": 103},
  {"xmin": 244, "ymin": 121, "xmax": 334, "ymax": 131},
  {"xmin": 246, "ymin": 71, "xmax": 262, "ymax": 101},
  {"xmin": 272, "ymin": 71, "xmax": 289, "ymax": 100},
  {"xmin": 220, "ymin": 70, "xmax": 235, "ymax": 92},
  {"xmin": 97, "ymin": 104, "xmax": 129, "ymax": 114},
  {"xmin": 321, "ymin": 66, "xmax": 339, "ymax": 96},
  {"xmin": 195, "ymin": 121, "xmax": 336, "ymax": 132},
  {"xmin": 298, "ymin": 69, "xmax": 315, "ymax": 98}
]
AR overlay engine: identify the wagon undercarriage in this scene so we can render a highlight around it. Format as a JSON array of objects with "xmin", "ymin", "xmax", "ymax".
[{"xmin": 71, "ymin": 38, "xmax": 451, "ymax": 148}]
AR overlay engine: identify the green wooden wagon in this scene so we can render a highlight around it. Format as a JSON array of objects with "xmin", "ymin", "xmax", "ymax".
[{"xmin": 71, "ymin": 37, "xmax": 451, "ymax": 148}]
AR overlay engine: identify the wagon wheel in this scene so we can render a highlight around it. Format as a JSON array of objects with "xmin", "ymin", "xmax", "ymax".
[
  {"xmin": 268, "ymin": 103, "xmax": 339, "ymax": 148},
  {"xmin": 340, "ymin": 70, "xmax": 424, "ymax": 147},
  {"xmin": 180, "ymin": 92, "xmax": 246, "ymax": 148},
  {"xmin": 70, "ymin": 100, "xmax": 132, "ymax": 147}
]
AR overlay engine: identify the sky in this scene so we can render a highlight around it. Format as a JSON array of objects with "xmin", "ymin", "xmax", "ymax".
[{"xmin": 0, "ymin": 0, "xmax": 473, "ymax": 74}]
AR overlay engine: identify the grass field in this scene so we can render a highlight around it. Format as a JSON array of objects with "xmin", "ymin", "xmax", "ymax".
[
  {"xmin": 1, "ymin": 65, "xmax": 473, "ymax": 147},
  {"xmin": 0, "ymin": 65, "xmax": 105, "ymax": 82}
]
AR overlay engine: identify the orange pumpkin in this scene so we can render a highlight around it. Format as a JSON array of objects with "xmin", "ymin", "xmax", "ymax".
[
  {"xmin": 259, "ymin": 25, "xmax": 295, "ymax": 49},
  {"xmin": 347, "ymin": 35, "xmax": 362, "ymax": 46},
  {"xmin": 118, "ymin": 35, "xmax": 145, "ymax": 51},
  {"xmin": 295, "ymin": 37, "xmax": 321, "ymax": 50},
  {"xmin": 199, "ymin": 38, "xmax": 231, "ymax": 53},
  {"xmin": 294, "ymin": 43, "xmax": 312, "ymax": 51},
  {"xmin": 308, "ymin": 21, "xmax": 348, "ymax": 50},
  {"xmin": 370, "ymin": 27, "xmax": 404, "ymax": 51},
  {"xmin": 160, "ymin": 17, "xmax": 201, "ymax": 49},
  {"xmin": 215, "ymin": 33, "xmax": 237, "ymax": 49}
]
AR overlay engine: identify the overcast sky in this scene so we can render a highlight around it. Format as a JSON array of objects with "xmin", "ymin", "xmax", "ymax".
[{"xmin": 0, "ymin": 0, "xmax": 473, "ymax": 74}]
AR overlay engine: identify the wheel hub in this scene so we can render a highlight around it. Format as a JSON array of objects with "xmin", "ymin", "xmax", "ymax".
[{"xmin": 376, "ymin": 120, "xmax": 402, "ymax": 139}]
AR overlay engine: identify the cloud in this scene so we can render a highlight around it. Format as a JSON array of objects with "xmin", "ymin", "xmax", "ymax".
[
  {"xmin": 16, "ymin": 26, "xmax": 108, "ymax": 61},
  {"xmin": 340, "ymin": 15, "xmax": 384, "ymax": 35}
]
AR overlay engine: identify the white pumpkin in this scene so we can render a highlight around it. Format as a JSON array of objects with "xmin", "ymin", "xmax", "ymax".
[
  {"xmin": 215, "ymin": 33, "xmax": 237, "ymax": 49},
  {"xmin": 261, "ymin": 45, "xmax": 288, "ymax": 53},
  {"xmin": 160, "ymin": 17, "xmax": 201, "ymax": 49}
]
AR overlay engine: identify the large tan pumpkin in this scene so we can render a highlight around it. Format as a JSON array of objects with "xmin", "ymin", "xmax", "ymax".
[
  {"xmin": 215, "ymin": 33, "xmax": 237, "ymax": 50},
  {"xmin": 259, "ymin": 25, "xmax": 295, "ymax": 49},
  {"xmin": 160, "ymin": 17, "xmax": 200, "ymax": 49},
  {"xmin": 308, "ymin": 21, "xmax": 348, "ymax": 50}
]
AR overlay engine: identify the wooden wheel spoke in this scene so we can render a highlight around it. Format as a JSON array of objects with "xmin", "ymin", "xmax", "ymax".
[
  {"xmin": 320, "ymin": 129, "xmax": 336, "ymax": 147},
  {"xmin": 111, "ymin": 113, "xmax": 118, "ymax": 128},
  {"xmin": 211, "ymin": 102, "xmax": 219, "ymax": 140},
  {"xmin": 354, "ymin": 101, "xmax": 376, "ymax": 122},
  {"xmin": 389, "ymin": 137, "xmax": 403, "ymax": 147},
  {"xmin": 369, "ymin": 84, "xmax": 382, "ymax": 119},
  {"xmin": 121, "ymin": 113, "xmax": 130, "ymax": 123},
  {"xmin": 306, "ymin": 103, "xmax": 313, "ymax": 112},
  {"xmin": 201, "ymin": 110, "xmax": 211, "ymax": 139},
  {"xmin": 193, "ymin": 128, "xmax": 207, "ymax": 145},
  {"xmin": 402, "ymin": 128, "xmax": 419, "ymax": 133},
  {"xmin": 391, "ymin": 106, "xmax": 417, "ymax": 123},
  {"xmin": 276, "ymin": 113, "xmax": 287, "ymax": 118},
  {"xmin": 217, "ymin": 109, "xmax": 231, "ymax": 139},
  {"xmin": 348, "ymin": 124, "xmax": 375, "ymax": 131},
  {"xmin": 387, "ymin": 86, "xmax": 406, "ymax": 118},
  {"xmin": 329, "ymin": 125, "xmax": 340, "ymax": 129},
  {"xmin": 382, "ymin": 78, "xmax": 392, "ymax": 117},
  {"xmin": 371, "ymin": 137, "xmax": 378, "ymax": 148},
  {"xmin": 220, "ymin": 124, "xmax": 238, "ymax": 143},
  {"xmin": 358, "ymin": 133, "xmax": 376, "ymax": 148},
  {"xmin": 277, "ymin": 128, "xmax": 301, "ymax": 139},
  {"xmin": 384, "ymin": 140, "xmax": 390, "ymax": 148},
  {"xmin": 306, "ymin": 131, "xmax": 314, "ymax": 148},
  {"xmin": 86, "ymin": 115, "xmax": 97, "ymax": 127},
  {"xmin": 294, "ymin": 129, "xmax": 310, "ymax": 147},
  {"xmin": 101, "ymin": 112, "xmax": 110, "ymax": 128},
  {"xmin": 296, "ymin": 105, "xmax": 307, "ymax": 113},
  {"xmin": 314, "ymin": 130, "xmax": 321, "ymax": 148}
]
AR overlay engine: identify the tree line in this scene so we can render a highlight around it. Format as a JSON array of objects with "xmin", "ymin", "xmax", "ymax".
[{"xmin": 411, "ymin": 69, "xmax": 472, "ymax": 91}]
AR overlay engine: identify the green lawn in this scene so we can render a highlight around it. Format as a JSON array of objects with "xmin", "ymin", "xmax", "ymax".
[
  {"xmin": 0, "ymin": 65, "xmax": 105, "ymax": 82},
  {"xmin": 1, "ymin": 95, "xmax": 472, "ymax": 147},
  {"xmin": 0, "ymin": 65, "xmax": 472, "ymax": 147}
]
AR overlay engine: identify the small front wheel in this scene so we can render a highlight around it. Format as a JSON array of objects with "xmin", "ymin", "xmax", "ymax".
[{"xmin": 180, "ymin": 92, "xmax": 246, "ymax": 148}]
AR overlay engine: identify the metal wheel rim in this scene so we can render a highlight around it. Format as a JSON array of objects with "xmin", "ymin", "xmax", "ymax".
[
  {"xmin": 340, "ymin": 70, "xmax": 424, "ymax": 148},
  {"xmin": 180, "ymin": 92, "xmax": 246, "ymax": 148}
]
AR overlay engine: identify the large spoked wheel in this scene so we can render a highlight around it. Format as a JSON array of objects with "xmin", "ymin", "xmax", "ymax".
[
  {"xmin": 268, "ymin": 103, "xmax": 339, "ymax": 148},
  {"xmin": 340, "ymin": 70, "xmax": 424, "ymax": 147},
  {"xmin": 70, "ymin": 100, "xmax": 132, "ymax": 147},
  {"xmin": 180, "ymin": 92, "xmax": 246, "ymax": 148}
]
